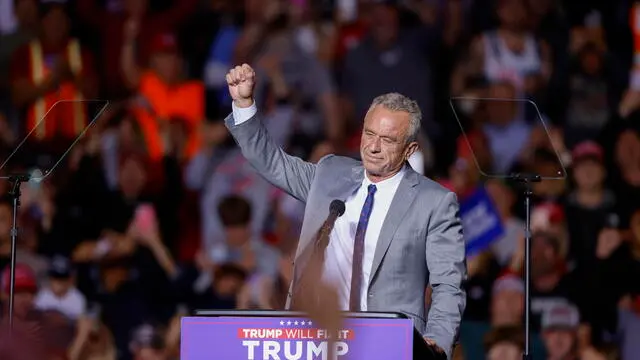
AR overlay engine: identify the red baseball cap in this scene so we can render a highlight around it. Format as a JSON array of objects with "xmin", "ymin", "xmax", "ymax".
[
  {"xmin": 1, "ymin": 264, "xmax": 37, "ymax": 295},
  {"xmin": 533, "ymin": 201, "xmax": 565, "ymax": 224},
  {"xmin": 571, "ymin": 141, "xmax": 603, "ymax": 163},
  {"xmin": 150, "ymin": 33, "xmax": 178, "ymax": 54}
]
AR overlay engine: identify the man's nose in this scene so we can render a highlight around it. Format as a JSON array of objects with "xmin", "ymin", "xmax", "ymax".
[{"xmin": 370, "ymin": 138, "xmax": 381, "ymax": 152}]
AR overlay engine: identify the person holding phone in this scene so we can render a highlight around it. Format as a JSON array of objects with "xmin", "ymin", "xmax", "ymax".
[{"xmin": 128, "ymin": 203, "xmax": 178, "ymax": 281}]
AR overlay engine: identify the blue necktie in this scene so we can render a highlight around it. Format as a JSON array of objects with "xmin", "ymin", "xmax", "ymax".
[{"xmin": 349, "ymin": 184, "xmax": 377, "ymax": 311}]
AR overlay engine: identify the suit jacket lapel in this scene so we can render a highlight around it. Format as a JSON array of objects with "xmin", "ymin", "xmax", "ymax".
[
  {"xmin": 368, "ymin": 168, "xmax": 419, "ymax": 287},
  {"xmin": 295, "ymin": 165, "xmax": 362, "ymax": 254}
]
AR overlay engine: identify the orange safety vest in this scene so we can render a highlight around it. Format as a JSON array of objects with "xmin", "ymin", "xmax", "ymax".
[
  {"xmin": 26, "ymin": 39, "xmax": 86, "ymax": 141},
  {"xmin": 133, "ymin": 71, "xmax": 204, "ymax": 161}
]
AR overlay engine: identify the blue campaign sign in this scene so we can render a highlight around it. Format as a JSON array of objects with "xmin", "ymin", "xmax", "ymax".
[{"xmin": 459, "ymin": 186, "xmax": 504, "ymax": 256}]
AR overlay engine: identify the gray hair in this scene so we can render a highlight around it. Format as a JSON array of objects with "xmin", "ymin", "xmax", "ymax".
[{"xmin": 366, "ymin": 92, "xmax": 422, "ymax": 143}]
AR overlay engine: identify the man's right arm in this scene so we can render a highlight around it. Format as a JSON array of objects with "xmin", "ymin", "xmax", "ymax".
[{"xmin": 225, "ymin": 64, "xmax": 316, "ymax": 202}]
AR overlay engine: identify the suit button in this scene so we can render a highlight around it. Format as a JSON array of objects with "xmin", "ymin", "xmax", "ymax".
[{"xmin": 368, "ymin": 292, "xmax": 373, "ymax": 298}]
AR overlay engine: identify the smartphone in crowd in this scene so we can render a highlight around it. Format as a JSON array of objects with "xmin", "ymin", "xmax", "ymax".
[{"xmin": 133, "ymin": 203, "xmax": 157, "ymax": 233}]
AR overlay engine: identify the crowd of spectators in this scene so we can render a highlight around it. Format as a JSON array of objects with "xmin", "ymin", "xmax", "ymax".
[{"xmin": 0, "ymin": 0, "xmax": 640, "ymax": 359}]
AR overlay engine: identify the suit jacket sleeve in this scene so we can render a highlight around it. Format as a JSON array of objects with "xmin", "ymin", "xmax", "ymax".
[
  {"xmin": 224, "ymin": 110, "xmax": 316, "ymax": 203},
  {"xmin": 425, "ymin": 191, "xmax": 467, "ymax": 360}
]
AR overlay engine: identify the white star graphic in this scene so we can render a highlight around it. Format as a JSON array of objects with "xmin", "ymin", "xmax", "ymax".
[
  {"xmin": 301, "ymin": 321, "xmax": 306, "ymax": 326},
  {"xmin": 287, "ymin": 321, "xmax": 292, "ymax": 325},
  {"xmin": 280, "ymin": 321, "xmax": 284, "ymax": 325},
  {"xmin": 308, "ymin": 321, "xmax": 313, "ymax": 326},
  {"xmin": 294, "ymin": 321, "xmax": 299, "ymax": 325}
]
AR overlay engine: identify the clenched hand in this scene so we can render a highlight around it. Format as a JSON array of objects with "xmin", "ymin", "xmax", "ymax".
[{"xmin": 226, "ymin": 64, "xmax": 256, "ymax": 108}]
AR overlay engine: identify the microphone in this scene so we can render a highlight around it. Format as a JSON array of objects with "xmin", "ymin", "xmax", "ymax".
[
  {"xmin": 315, "ymin": 200, "xmax": 346, "ymax": 251},
  {"xmin": 329, "ymin": 199, "xmax": 346, "ymax": 219}
]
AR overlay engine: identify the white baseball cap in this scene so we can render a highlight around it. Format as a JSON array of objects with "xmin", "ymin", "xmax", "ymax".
[{"xmin": 541, "ymin": 303, "xmax": 580, "ymax": 330}]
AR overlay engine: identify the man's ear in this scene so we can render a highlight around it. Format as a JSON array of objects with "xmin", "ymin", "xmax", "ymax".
[{"xmin": 404, "ymin": 141, "xmax": 419, "ymax": 160}]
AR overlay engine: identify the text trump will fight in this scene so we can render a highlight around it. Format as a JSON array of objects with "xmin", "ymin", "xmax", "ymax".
[{"xmin": 238, "ymin": 328, "xmax": 354, "ymax": 340}]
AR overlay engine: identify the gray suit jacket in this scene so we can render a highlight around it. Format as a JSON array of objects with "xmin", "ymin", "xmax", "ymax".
[{"xmin": 225, "ymin": 112, "xmax": 467, "ymax": 359}]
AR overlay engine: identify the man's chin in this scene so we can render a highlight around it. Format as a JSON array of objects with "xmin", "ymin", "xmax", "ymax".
[{"xmin": 364, "ymin": 166, "xmax": 382, "ymax": 177}]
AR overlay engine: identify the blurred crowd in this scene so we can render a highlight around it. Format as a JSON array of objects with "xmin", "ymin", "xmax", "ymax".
[{"xmin": 0, "ymin": 0, "xmax": 640, "ymax": 359}]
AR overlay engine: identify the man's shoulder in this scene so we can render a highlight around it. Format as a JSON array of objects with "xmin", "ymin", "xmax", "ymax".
[
  {"xmin": 414, "ymin": 172, "xmax": 456, "ymax": 201},
  {"xmin": 316, "ymin": 153, "xmax": 361, "ymax": 169}
]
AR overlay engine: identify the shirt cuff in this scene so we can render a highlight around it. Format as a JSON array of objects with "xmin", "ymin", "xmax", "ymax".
[{"xmin": 232, "ymin": 101, "xmax": 258, "ymax": 125}]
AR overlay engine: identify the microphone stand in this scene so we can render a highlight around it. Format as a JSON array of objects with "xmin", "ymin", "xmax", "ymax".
[
  {"xmin": 6, "ymin": 174, "xmax": 30, "ymax": 333},
  {"xmin": 291, "ymin": 208, "xmax": 343, "ymax": 309},
  {"xmin": 508, "ymin": 173, "xmax": 540, "ymax": 360}
]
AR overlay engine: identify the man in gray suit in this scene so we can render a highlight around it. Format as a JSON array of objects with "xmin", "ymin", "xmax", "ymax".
[{"xmin": 225, "ymin": 64, "xmax": 467, "ymax": 359}]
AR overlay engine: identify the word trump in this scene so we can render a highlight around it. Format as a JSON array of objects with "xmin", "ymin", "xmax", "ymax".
[
  {"xmin": 238, "ymin": 328, "xmax": 354, "ymax": 340},
  {"xmin": 242, "ymin": 340, "xmax": 349, "ymax": 360}
]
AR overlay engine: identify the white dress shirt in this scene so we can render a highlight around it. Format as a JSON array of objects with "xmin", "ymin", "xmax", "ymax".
[
  {"xmin": 322, "ymin": 167, "xmax": 405, "ymax": 310},
  {"xmin": 233, "ymin": 102, "xmax": 406, "ymax": 311}
]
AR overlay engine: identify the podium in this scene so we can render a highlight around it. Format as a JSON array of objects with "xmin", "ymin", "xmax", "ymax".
[{"xmin": 180, "ymin": 310, "xmax": 445, "ymax": 360}]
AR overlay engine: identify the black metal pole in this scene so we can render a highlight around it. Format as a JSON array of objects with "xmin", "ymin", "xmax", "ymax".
[
  {"xmin": 508, "ymin": 173, "xmax": 540, "ymax": 360},
  {"xmin": 7, "ymin": 178, "xmax": 22, "ymax": 333},
  {"xmin": 522, "ymin": 180, "xmax": 533, "ymax": 360}
]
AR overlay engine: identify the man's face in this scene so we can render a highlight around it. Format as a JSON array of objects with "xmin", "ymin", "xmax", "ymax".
[
  {"xmin": 497, "ymin": 0, "xmax": 527, "ymax": 30},
  {"xmin": 10, "ymin": 291, "xmax": 35, "ymax": 320},
  {"xmin": 531, "ymin": 236, "xmax": 558, "ymax": 277},
  {"xmin": 487, "ymin": 342, "xmax": 521, "ymax": 360},
  {"xmin": 15, "ymin": 0, "xmax": 38, "ymax": 26},
  {"xmin": 491, "ymin": 290, "xmax": 524, "ymax": 325},
  {"xmin": 225, "ymin": 226, "xmax": 251, "ymax": 248},
  {"xmin": 573, "ymin": 159, "xmax": 604, "ymax": 191},
  {"xmin": 119, "ymin": 158, "xmax": 147, "ymax": 198},
  {"xmin": 214, "ymin": 275, "xmax": 243, "ymax": 297},
  {"xmin": 543, "ymin": 329, "xmax": 576, "ymax": 359},
  {"xmin": 615, "ymin": 130, "xmax": 640, "ymax": 167},
  {"xmin": 360, "ymin": 105, "xmax": 417, "ymax": 181},
  {"xmin": 49, "ymin": 278, "xmax": 71, "ymax": 297},
  {"xmin": 151, "ymin": 52, "xmax": 181, "ymax": 84},
  {"xmin": 42, "ymin": 7, "xmax": 69, "ymax": 46},
  {"xmin": 369, "ymin": 4, "xmax": 399, "ymax": 46},
  {"xmin": 0, "ymin": 204, "xmax": 12, "ymax": 242}
]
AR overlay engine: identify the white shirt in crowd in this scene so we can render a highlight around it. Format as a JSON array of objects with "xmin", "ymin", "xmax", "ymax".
[
  {"xmin": 0, "ymin": 0, "xmax": 17, "ymax": 35},
  {"xmin": 34, "ymin": 286, "xmax": 87, "ymax": 320}
]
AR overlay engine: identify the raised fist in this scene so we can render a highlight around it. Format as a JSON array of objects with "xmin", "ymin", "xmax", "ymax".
[{"xmin": 226, "ymin": 64, "xmax": 256, "ymax": 108}]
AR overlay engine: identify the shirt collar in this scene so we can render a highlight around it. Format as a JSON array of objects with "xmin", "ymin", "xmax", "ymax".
[{"xmin": 362, "ymin": 164, "xmax": 407, "ymax": 191}]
